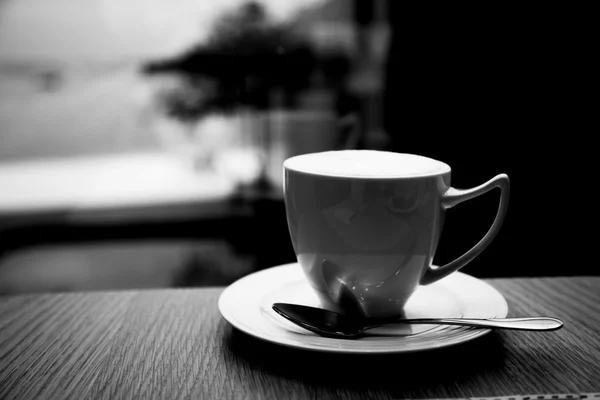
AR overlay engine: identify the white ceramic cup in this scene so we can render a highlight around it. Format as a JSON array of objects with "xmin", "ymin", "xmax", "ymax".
[{"xmin": 283, "ymin": 150, "xmax": 509, "ymax": 319}]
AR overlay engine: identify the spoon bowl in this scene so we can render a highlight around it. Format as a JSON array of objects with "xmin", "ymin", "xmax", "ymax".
[{"xmin": 272, "ymin": 303, "xmax": 563, "ymax": 339}]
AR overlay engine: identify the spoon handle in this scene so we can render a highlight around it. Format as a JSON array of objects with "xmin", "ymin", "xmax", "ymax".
[{"xmin": 391, "ymin": 317, "xmax": 563, "ymax": 331}]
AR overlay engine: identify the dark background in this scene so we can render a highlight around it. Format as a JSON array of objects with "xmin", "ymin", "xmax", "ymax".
[{"xmin": 382, "ymin": 4, "xmax": 593, "ymax": 278}]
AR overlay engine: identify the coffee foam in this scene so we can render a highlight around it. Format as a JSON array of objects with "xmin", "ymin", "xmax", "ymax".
[{"xmin": 284, "ymin": 150, "xmax": 450, "ymax": 178}]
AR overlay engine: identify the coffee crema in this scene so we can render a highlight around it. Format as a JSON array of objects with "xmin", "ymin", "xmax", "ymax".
[{"xmin": 284, "ymin": 150, "xmax": 451, "ymax": 178}]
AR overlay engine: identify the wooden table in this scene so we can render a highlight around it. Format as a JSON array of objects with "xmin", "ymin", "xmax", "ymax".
[{"xmin": 1, "ymin": 276, "xmax": 599, "ymax": 399}]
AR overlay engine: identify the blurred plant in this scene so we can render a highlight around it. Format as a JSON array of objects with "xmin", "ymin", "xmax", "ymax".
[{"xmin": 142, "ymin": 1, "xmax": 352, "ymax": 123}]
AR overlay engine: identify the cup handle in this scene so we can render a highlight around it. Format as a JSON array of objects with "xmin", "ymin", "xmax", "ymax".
[{"xmin": 420, "ymin": 173, "xmax": 510, "ymax": 285}]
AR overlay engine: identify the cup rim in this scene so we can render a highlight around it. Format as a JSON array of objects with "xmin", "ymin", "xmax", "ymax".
[{"xmin": 283, "ymin": 150, "xmax": 451, "ymax": 180}]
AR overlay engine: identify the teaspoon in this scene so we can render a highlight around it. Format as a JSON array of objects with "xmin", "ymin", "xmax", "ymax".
[{"xmin": 272, "ymin": 303, "xmax": 563, "ymax": 339}]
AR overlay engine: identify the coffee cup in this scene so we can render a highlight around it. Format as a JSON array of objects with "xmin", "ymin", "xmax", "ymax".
[{"xmin": 283, "ymin": 150, "xmax": 509, "ymax": 319}]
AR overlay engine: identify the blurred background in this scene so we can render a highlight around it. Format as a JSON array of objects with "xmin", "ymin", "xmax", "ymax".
[{"xmin": 0, "ymin": 0, "xmax": 591, "ymax": 294}]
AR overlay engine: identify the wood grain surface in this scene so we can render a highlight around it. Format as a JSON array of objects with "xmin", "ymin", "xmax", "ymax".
[{"xmin": 1, "ymin": 276, "xmax": 599, "ymax": 399}]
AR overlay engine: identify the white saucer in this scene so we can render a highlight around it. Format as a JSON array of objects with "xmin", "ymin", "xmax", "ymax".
[{"xmin": 218, "ymin": 263, "xmax": 508, "ymax": 354}]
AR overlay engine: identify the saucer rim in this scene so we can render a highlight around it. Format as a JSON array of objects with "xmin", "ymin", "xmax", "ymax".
[{"xmin": 218, "ymin": 263, "xmax": 508, "ymax": 354}]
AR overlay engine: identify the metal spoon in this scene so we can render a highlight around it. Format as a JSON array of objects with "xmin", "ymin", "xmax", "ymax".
[{"xmin": 272, "ymin": 303, "xmax": 563, "ymax": 339}]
